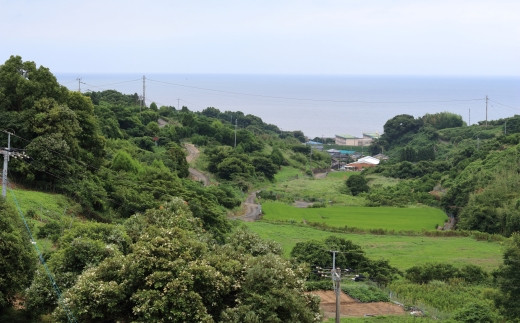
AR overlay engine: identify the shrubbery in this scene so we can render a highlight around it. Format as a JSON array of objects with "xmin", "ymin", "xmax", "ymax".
[
  {"xmin": 405, "ymin": 263, "xmax": 489, "ymax": 284},
  {"xmin": 342, "ymin": 284, "xmax": 389, "ymax": 303}
]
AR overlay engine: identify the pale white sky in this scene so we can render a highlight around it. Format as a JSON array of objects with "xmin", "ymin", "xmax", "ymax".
[{"xmin": 1, "ymin": 0, "xmax": 519, "ymax": 75}]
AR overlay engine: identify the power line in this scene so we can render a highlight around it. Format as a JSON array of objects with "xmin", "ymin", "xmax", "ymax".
[
  {"xmin": 8, "ymin": 185, "xmax": 78, "ymax": 323},
  {"xmin": 82, "ymin": 78, "xmax": 141, "ymax": 89},
  {"xmin": 146, "ymin": 78, "xmax": 485, "ymax": 105},
  {"xmin": 5, "ymin": 131, "xmax": 184, "ymax": 219},
  {"xmin": 488, "ymin": 98, "xmax": 520, "ymax": 111}
]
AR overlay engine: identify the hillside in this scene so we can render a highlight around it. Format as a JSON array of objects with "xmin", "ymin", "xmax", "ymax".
[
  {"xmin": 1, "ymin": 56, "xmax": 520, "ymax": 322},
  {"xmin": 0, "ymin": 56, "xmax": 325, "ymax": 322}
]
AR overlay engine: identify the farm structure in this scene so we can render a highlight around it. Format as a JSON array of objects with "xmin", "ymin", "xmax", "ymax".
[
  {"xmin": 345, "ymin": 156, "xmax": 380, "ymax": 171},
  {"xmin": 335, "ymin": 133, "xmax": 380, "ymax": 146}
]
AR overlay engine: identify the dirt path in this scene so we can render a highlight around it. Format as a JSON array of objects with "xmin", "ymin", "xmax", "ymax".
[
  {"xmin": 183, "ymin": 143, "xmax": 262, "ymax": 217},
  {"xmin": 313, "ymin": 172, "xmax": 328, "ymax": 179},
  {"xmin": 293, "ymin": 200, "xmax": 314, "ymax": 208},
  {"xmin": 310, "ymin": 290, "xmax": 406, "ymax": 319},
  {"xmin": 185, "ymin": 143, "xmax": 199, "ymax": 163},
  {"xmin": 184, "ymin": 143, "xmax": 210, "ymax": 186},
  {"xmin": 188, "ymin": 167, "xmax": 210, "ymax": 186},
  {"xmin": 240, "ymin": 191, "xmax": 262, "ymax": 221},
  {"xmin": 158, "ymin": 118, "xmax": 168, "ymax": 128}
]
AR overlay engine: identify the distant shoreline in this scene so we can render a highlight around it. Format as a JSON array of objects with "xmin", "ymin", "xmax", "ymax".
[{"xmin": 56, "ymin": 74, "xmax": 520, "ymax": 138}]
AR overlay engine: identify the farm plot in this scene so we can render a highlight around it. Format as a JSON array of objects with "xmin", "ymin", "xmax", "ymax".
[
  {"xmin": 243, "ymin": 222, "xmax": 504, "ymax": 271},
  {"xmin": 261, "ymin": 201, "xmax": 447, "ymax": 231}
]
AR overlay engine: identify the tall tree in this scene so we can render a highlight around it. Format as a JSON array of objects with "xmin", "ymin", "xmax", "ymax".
[
  {"xmin": 494, "ymin": 233, "xmax": 520, "ymax": 320},
  {"xmin": 0, "ymin": 199, "xmax": 35, "ymax": 309}
]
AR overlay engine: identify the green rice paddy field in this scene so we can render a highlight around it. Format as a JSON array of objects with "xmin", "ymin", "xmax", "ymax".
[
  {"xmin": 261, "ymin": 201, "xmax": 448, "ymax": 231},
  {"xmin": 243, "ymin": 221, "xmax": 504, "ymax": 271}
]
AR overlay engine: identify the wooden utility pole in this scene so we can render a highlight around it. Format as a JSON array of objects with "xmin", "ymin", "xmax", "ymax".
[
  {"xmin": 1, "ymin": 131, "xmax": 28, "ymax": 198},
  {"xmin": 141, "ymin": 75, "xmax": 146, "ymax": 111},
  {"xmin": 331, "ymin": 251, "xmax": 341, "ymax": 323}
]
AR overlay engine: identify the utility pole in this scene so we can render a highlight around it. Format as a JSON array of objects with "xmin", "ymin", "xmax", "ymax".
[
  {"xmin": 468, "ymin": 108, "xmax": 471, "ymax": 126},
  {"xmin": 309, "ymin": 143, "xmax": 312, "ymax": 174},
  {"xmin": 76, "ymin": 77, "xmax": 82, "ymax": 92},
  {"xmin": 141, "ymin": 75, "xmax": 146, "ymax": 111},
  {"xmin": 1, "ymin": 131, "xmax": 28, "ymax": 198},
  {"xmin": 177, "ymin": 98, "xmax": 180, "ymax": 110},
  {"xmin": 485, "ymin": 95, "xmax": 488, "ymax": 127},
  {"xmin": 331, "ymin": 251, "xmax": 341, "ymax": 323}
]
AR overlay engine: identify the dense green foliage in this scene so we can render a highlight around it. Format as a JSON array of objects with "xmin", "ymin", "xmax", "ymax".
[
  {"xmin": 0, "ymin": 199, "xmax": 35, "ymax": 309},
  {"xmin": 0, "ymin": 56, "xmax": 326, "ymax": 320},
  {"xmin": 493, "ymin": 233, "xmax": 520, "ymax": 321},
  {"xmin": 342, "ymin": 284, "xmax": 389, "ymax": 303},
  {"xmin": 405, "ymin": 263, "xmax": 488, "ymax": 284},
  {"xmin": 389, "ymin": 279, "xmax": 498, "ymax": 320},
  {"xmin": 345, "ymin": 174, "xmax": 369, "ymax": 196},
  {"xmin": 291, "ymin": 236, "xmax": 401, "ymax": 285},
  {"xmin": 49, "ymin": 201, "xmax": 320, "ymax": 322},
  {"xmin": 367, "ymin": 110, "xmax": 520, "ymax": 238},
  {"xmin": 2, "ymin": 55, "xmax": 520, "ymax": 320}
]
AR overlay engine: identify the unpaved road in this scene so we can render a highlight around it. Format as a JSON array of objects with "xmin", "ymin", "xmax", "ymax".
[
  {"xmin": 240, "ymin": 191, "xmax": 262, "ymax": 221},
  {"xmin": 184, "ymin": 143, "xmax": 210, "ymax": 186},
  {"xmin": 188, "ymin": 167, "xmax": 210, "ymax": 186},
  {"xmin": 310, "ymin": 290, "xmax": 406, "ymax": 319},
  {"xmin": 184, "ymin": 143, "xmax": 262, "ymax": 217}
]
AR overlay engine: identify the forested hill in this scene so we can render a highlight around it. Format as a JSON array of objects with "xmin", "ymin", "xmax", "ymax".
[
  {"xmin": 0, "ymin": 56, "xmax": 326, "ymax": 221},
  {"xmin": 0, "ymin": 55, "xmax": 330, "ymax": 322},
  {"xmin": 366, "ymin": 112, "xmax": 520, "ymax": 236}
]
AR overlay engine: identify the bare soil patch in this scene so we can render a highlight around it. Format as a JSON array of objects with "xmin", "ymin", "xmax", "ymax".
[
  {"xmin": 239, "ymin": 191, "xmax": 262, "ymax": 221},
  {"xmin": 309, "ymin": 290, "xmax": 406, "ymax": 319},
  {"xmin": 293, "ymin": 200, "xmax": 314, "ymax": 208}
]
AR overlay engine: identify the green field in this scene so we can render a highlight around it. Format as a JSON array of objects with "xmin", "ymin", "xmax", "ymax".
[
  {"xmin": 269, "ymin": 167, "xmax": 363, "ymax": 205},
  {"xmin": 243, "ymin": 221, "xmax": 504, "ymax": 271},
  {"xmin": 261, "ymin": 201, "xmax": 448, "ymax": 231}
]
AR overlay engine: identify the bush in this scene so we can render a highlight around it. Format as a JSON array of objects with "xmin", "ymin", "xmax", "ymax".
[
  {"xmin": 308, "ymin": 202, "xmax": 326, "ymax": 208},
  {"xmin": 405, "ymin": 263, "xmax": 490, "ymax": 285},
  {"xmin": 405, "ymin": 263, "xmax": 459, "ymax": 284},
  {"xmin": 458, "ymin": 264, "xmax": 489, "ymax": 284},
  {"xmin": 305, "ymin": 280, "xmax": 333, "ymax": 291},
  {"xmin": 36, "ymin": 221, "xmax": 63, "ymax": 242},
  {"xmin": 346, "ymin": 174, "xmax": 369, "ymax": 196},
  {"xmin": 452, "ymin": 302, "xmax": 498, "ymax": 322},
  {"xmin": 342, "ymin": 284, "xmax": 389, "ymax": 303}
]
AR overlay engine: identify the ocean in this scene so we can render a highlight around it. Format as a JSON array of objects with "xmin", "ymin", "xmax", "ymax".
[{"xmin": 55, "ymin": 74, "xmax": 520, "ymax": 139}]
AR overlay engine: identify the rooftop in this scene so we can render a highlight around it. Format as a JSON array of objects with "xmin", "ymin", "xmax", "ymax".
[{"xmin": 335, "ymin": 134, "xmax": 358, "ymax": 139}]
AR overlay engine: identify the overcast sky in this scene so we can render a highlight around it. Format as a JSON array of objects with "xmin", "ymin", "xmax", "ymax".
[{"xmin": 1, "ymin": 0, "xmax": 519, "ymax": 75}]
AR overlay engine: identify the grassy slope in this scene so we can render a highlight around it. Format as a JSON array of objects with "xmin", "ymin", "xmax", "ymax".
[
  {"xmin": 6, "ymin": 188, "xmax": 80, "ymax": 253},
  {"xmin": 269, "ymin": 167, "xmax": 364, "ymax": 205},
  {"xmin": 243, "ymin": 221, "xmax": 503, "ymax": 271},
  {"xmin": 6, "ymin": 188, "xmax": 73, "ymax": 216}
]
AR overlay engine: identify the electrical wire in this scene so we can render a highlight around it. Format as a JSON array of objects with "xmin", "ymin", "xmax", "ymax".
[
  {"xmin": 147, "ymin": 78, "xmax": 486, "ymax": 105},
  {"xmin": 488, "ymin": 98, "xmax": 520, "ymax": 111},
  {"xmin": 82, "ymin": 78, "xmax": 141, "ymax": 88},
  {"xmin": 8, "ymin": 184, "xmax": 78, "ymax": 323}
]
